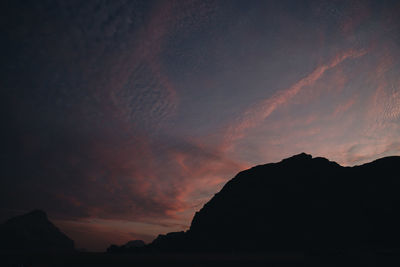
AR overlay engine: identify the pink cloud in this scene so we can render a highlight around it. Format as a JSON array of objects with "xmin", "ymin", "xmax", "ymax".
[
  {"xmin": 224, "ymin": 49, "xmax": 367, "ymax": 148},
  {"xmin": 332, "ymin": 95, "xmax": 357, "ymax": 117}
]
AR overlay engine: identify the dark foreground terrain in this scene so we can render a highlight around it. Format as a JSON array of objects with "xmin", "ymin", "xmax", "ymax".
[
  {"xmin": 3, "ymin": 153, "xmax": 400, "ymax": 266},
  {"xmin": 2, "ymin": 250, "xmax": 400, "ymax": 267}
]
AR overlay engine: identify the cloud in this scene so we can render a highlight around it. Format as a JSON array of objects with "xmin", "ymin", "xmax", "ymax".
[
  {"xmin": 3, "ymin": 0, "xmax": 400, "ymax": 252},
  {"xmin": 224, "ymin": 48, "xmax": 367, "ymax": 148},
  {"xmin": 332, "ymin": 95, "xmax": 357, "ymax": 117},
  {"xmin": 2, "ymin": 118, "xmax": 246, "ymax": 224},
  {"xmin": 1, "ymin": 0, "xmax": 233, "ymax": 252}
]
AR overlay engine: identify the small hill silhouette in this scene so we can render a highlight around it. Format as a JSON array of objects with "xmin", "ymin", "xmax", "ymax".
[
  {"xmin": 143, "ymin": 153, "xmax": 400, "ymax": 252},
  {"xmin": 0, "ymin": 209, "xmax": 74, "ymax": 251},
  {"xmin": 107, "ymin": 240, "xmax": 146, "ymax": 253}
]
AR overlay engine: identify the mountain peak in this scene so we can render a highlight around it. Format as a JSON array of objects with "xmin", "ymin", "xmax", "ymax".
[
  {"xmin": 282, "ymin": 152, "xmax": 312, "ymax": 162},
  {"xmin": 145, "ymin": 153, "xmax": 400, "ymax": 253},
  {"xmin": 0, "ymin": 210, "xmax": 74, "ymax": 251},
  {"xmin": 25, "ymin": 209, "xmax": 47, "ymax": 219}
]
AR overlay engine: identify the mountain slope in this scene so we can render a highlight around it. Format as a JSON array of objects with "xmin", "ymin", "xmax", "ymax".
[
  {"xmin": 0, "ymin": 210, "xmax": 74, "ymax": 251},
  {"xmin": 148, "ymin": 153, "xmax": 400, "ymax": 252}
]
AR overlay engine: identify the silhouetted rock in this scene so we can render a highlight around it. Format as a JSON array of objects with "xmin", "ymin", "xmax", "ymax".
[
  {"xmin": 106, "ymin": 244, "xmax": 121, "ymax": 253},
  {"xmin": 145, "ymin": 153, "xmax": 400, "ymax": 253},
  {"xmin": 107, "ymin": 239, "xmax": 146, "ymax": 253},
  {"xmin": 125, "ymin": 240, "xmax": 145, "ymax": 248},
  {"xmin": 148, "ymin": 231, "xmax": 187, "ymax": 252},
  {"xmin": 0, "ymin": 209, "xmax": 74, "ymax": 251}
]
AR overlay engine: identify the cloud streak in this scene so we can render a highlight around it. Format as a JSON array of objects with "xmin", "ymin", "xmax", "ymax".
[{"xmin": 225, "ymin": 49, "xmax": 368, "ymax": 147}]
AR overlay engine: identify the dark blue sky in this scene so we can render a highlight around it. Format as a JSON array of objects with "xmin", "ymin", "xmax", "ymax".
[{"xmin": 2, "ymin": 0, "xmax": 400, "ymax": 250}]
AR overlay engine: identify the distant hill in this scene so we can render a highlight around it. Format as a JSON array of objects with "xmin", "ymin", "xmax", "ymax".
[
  {"xmin": 0, "ymin": 209, "xmax": 74, "ymax": 251},
  {"xmin": 145, "ymin": 153, "xmax": 400, "ymax": 252},
  {"xmin": 107, "ymin": 240, "xmax": 146, "ymax": 253}
]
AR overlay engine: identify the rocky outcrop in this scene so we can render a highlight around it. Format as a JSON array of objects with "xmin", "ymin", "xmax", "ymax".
[
  {"xmin": 107, "ymin": 239, "xmax": 146, "ymax": 253},
  {"xmin": 0, "ymin": 210, "xmax": 74, "ymax": 251},
  {"xmin": 146, "ymin": 153, "xmax": 400, "ymax": 252}
]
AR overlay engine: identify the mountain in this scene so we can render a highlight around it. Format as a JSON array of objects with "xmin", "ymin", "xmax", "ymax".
[
  {"xmin": 0, "ymin": 209, "xmax": 74, "ymax": 251},
  {"xmin": 146, "ymin": 153, "xmax": 400, "ymax": 252},
  {"xmin": 107, "ymin": 240, "xmax": 146, "ymax": 253}
]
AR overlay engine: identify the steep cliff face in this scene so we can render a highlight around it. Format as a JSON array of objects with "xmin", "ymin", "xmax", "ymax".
[
  {"xmin": 0, "ymin": 210, "xmax": 74, "ymax": 251},
  {"xmin": 148, "ymin": 153, "xmax": 400, "ymax": 252},
  {"xmin": 187, "ymin": 153, "xmax": 342, "ymax": 251},
  {"xmin": 186, "ymin": 153, "xmax": 400, "ymax": 251}
]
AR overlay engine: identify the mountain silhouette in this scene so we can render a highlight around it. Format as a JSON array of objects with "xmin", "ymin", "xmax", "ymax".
[
  {"xmin": 144, "ymin": 153, "xmax": 400, "ymax": 252},
  {"xmin": 0, "ymin": 209, "xmax": 74, "ymax": 251},
  {"xmin": 107, "ymin": 240, "xmax": 146, "ymax": 253}
]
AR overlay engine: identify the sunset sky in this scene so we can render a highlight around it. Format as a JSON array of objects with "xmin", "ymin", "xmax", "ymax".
[{"xmin": 2, "ymin": 0, "xmax": 400, "ymax": 251}]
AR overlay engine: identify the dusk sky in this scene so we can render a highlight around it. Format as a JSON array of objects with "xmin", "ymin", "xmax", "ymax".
[{"xmin": 2, "ymin": 0, "xmax": 400, "ymax": 251}]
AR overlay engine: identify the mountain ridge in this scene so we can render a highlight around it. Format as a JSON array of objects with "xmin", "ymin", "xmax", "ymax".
[
  {"xmin": 143, "ymin": 152, "xmax": 400, "ymax": 252},
  {"xmin": 0, "ymin": 209, "xmax": 74, "ymax": 251}
]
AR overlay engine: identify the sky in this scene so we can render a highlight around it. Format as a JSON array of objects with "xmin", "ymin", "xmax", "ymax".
[{"xmin": 1, "ymin": 0, "xmax": 400, "ymax": 251}]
